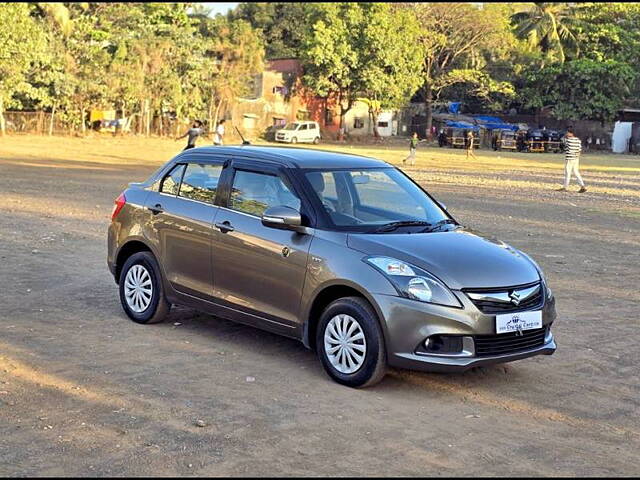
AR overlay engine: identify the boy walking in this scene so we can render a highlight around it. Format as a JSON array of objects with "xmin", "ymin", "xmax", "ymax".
[
  {"xmin": 403, "ymin": 132, "xmax": 420, "ymax": 166},
  {"xmin": 466, "ymin": 130, "xmax": 478, "ymax": 160},
  {"xmin": 557, "ymin": 127, "xmax": 587, "ymax": 193}
]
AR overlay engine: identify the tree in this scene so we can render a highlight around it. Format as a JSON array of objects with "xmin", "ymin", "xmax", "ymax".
[
  {"xmin": 195, "ymin": 16, "xmax": 265, "ymax": 132},
  {"xmin": 0, "ymin": 4, "xmax": 45, "ymax": 135},
  {"xmin": 520, "ymin": 59, "xmax": 636, "ymax": 125},
  {"xmin": 511, "ymin": 2, "xmax": 579, "ymax": 64},
  {"xmin": 411, "ymin": 2, "xmax": 510, "ymax": 138},
  {"xmin": 357, "ymin": 4, "xmax": 423, "ymax": 137},
  {"xmin": 301, "ymin": 3, "xmax": 422, "ymax": 139},
  {"xmin": 437, "ymin": 70, "xmax": 515, "ymax": 113},
  {"xmin": 229, "ymin": 3, "xmax": 311, "ymax": 58},
  {"xmin": 301, "ymin": 3, "xmax": 364, "ymax": 139}
]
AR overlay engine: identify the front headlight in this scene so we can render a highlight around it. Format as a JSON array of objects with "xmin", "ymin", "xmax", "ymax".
[{"xmin": 365, "ymin": 256, "xmax": 462, "ymax": 308}]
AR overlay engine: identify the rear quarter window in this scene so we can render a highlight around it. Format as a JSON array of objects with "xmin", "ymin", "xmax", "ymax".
[
  {"xmin": 160, "ymin": 164, "xmax": 185, "ymax": 195},
  {"xmin": 179, "ymin": 163, "xmax": 223, "ymax": 204}
]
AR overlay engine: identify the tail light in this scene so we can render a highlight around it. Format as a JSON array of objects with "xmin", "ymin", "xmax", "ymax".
[{"xmin": 111, "ymin": 193, "xmax": 126, "ymax": 221}]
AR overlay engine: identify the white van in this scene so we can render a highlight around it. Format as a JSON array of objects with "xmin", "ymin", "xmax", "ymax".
[{"xmin": 275, "ymin": 121, "xmax": 321, "ymax": 144}]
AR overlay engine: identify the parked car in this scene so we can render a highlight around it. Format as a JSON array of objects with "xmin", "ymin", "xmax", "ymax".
[
  {"xmin": 544, "ymin": 130, "xmax": 563, "ymax": 153},
  {"xmin": 108, "ymin": 146, "xmax": 557, "ymax": 387},
  {"xmin": 275, "ymin": 121, "xmax": 321, "ymax": 144},
  {"xmin": 491, "ymin": 129, "xmax": 517, "ymax": 151}
]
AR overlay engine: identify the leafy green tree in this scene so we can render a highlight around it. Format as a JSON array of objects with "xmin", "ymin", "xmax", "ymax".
[
  {"xmin": 411, "ymin": 2, "xmax": 511, "ymax": 137},
  {"xmin": 301, "ymin": 3, "xmax": 365, "ymax": 139},
  {"xmin": 0, "ymin": 4, "xmax": 45, "ymax": 135},
  {"xmin": 520, "ymin": 59, "xmax": 636, "ymax": 124},
  {"xmin": 437, "ymin": 70, "xmax": 515, "ymax": 113},
  {"xmin": 301, "ymin": 3, "xmax": 422, "ymax": 139},
  {"xmin": 194, "ymin": 16, "xmax": 265, "ymax": 132},
  {"xmin": 356, "ymin": 4, "xmax": 423, "ymax": 137},
  {"xmin": 229, "ymin": 3, "xmax": 311, "ymax": 58},
  {"xmin": 511, "ymin": 2, "xmax": 579, "ymax": 64}
]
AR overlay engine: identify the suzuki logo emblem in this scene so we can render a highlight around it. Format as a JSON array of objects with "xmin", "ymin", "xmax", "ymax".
[{"xmin": 509, "ymin": 291, "xmax": 521, "ymax": 306}]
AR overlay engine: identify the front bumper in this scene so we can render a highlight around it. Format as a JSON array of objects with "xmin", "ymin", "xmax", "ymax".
[{"xmin": 372, "ymin": 290, "xmax": 557, "ymax": 373}]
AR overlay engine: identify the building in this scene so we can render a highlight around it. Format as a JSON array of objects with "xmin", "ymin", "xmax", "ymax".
[{"xmin": 227, "ymin": 58, "xmax": 405, "ymax": 141}]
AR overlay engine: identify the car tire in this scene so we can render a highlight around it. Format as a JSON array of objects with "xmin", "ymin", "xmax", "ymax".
[
  {"xmin": 119, "ymin": 251, "xmax": 170, "ymax": 325},
  {"xmin": 313, "ymin": 136, "xmax": 320, "ymax": 145},
  {"xmin": 291, "ymin": 137, "xmax": 297, "ymax": 144},
  {"xmin": 316, "ymin": 296, "xmax": 386, "ymax": 388}
]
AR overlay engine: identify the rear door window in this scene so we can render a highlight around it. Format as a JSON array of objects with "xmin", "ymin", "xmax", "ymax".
[
  {"xmin": 178, "ymin": 163, "xmax": 223, "ymax": 204},
  {"xmin": 160, "ymin": 164, "xmax": 186, "ymax": 195}
]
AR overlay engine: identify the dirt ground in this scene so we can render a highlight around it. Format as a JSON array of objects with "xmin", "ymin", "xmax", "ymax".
[{"xmin": 1, "ymin": 134, "xmax": 639, "ymax": 476}]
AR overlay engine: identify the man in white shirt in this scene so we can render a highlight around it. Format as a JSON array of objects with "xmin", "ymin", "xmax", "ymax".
[
  {"xmin": 213, "ymin": 119, "xmax": 226, "ymax": 146},
  {"xmin": 557, "ymin": 127, "xmax": 587, "ymax": 193}
]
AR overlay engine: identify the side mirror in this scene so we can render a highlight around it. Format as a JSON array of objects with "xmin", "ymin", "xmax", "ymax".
[{"xmin": 262, "ymin": 205, "xmax": 306, "ymax": 233}]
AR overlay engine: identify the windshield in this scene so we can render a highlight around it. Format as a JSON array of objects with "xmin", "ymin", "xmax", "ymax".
[
  {"xmin": 283, "ymin": 123, "xmax": 299, "ymax": 131},
  {"xmin": 305, "ymin": 168, "xmax": 451, "ymax": 232}
]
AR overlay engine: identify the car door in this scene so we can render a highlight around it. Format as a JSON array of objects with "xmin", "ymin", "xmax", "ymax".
[
  {"xmin": 297, "ymin": 123, "xmax": 308, "ymax": 142},
  {"xmin": 145, "ymin": 155, "xmax": 225, "ymax": 299},
  {"xmin": 210, "ymin": 160, "xmax": 313, "ymax": 333}
]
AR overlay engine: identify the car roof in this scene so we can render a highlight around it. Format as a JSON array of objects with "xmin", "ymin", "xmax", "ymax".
[{"xmin": 181, "ymin": 145, "xmax": 388, "ymax": 169}]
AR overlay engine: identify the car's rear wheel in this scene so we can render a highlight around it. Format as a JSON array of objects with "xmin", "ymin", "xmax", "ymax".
[
  {"xmin": 313, "ymin": 136, "xmax": 320, "ymax": 145},
  {"xmin": 119, "ymin": 251, "xmax": 170, "ymax": 324},
  {"xmin": 316, "ymin": 297, "xmax": 386, "ymax": 388}
]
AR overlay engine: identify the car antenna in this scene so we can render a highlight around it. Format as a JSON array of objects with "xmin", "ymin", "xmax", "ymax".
[{"xmin": 234, "ymin": 126, "xmax": 251, "ymax": 145}]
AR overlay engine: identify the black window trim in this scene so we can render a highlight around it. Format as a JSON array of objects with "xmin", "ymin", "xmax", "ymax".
[{"xmin": 218, "ymin": 158, "xmax": 316, "ymax": 227}]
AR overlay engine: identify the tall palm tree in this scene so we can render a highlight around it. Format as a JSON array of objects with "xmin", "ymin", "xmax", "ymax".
[{"xmin": 511, "ymin": 3, "xmax": 579, "ymax": 63}]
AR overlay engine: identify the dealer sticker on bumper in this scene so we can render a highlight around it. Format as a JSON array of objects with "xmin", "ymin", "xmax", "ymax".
[{"xmin": 496, "ymin": 310, "xmax": 542, "ymax": 334}]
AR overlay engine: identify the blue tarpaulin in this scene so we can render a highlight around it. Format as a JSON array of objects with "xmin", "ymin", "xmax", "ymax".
[
  {"xmin": 448, "ymin": 102, "xmax": 461, "ymax": 114},
  {"xmin": 445, "ymin": 120, "xmax": 479, "ymax": 132},
  {"xmin": 472, "ymin": 115, "xmax": 519, "ymax": 131},
  {"xmin": 473, "ymin": 115, "xmax": 503, "ymax": 124}
]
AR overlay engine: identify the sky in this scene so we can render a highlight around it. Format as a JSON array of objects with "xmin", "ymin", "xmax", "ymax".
[{"xmin": 199, "ymin": 2, "xmax": 239, "ymax": 16}]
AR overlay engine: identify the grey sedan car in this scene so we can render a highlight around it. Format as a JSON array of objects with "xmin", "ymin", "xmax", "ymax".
[{"xmin": 108, "ymin": 146, "xmax": 556, "ymax": 387}]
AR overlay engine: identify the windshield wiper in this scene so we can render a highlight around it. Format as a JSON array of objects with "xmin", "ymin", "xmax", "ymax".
[
  {"xmin": 371, "ymin": 220, "xmax": 433, "ymax": 233},
  {"xmin": 421, "ymin": 218, "xmax": 459, "ymax": 232}
]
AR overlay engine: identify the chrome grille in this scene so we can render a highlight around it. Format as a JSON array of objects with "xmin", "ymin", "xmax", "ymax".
[{"xmin": 465, "ymin": 282, "xmax": 543, "ymax": 314}]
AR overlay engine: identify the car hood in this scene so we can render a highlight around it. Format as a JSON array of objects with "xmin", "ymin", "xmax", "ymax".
[{"xmin": 347, "ymin": 228, "xmax": 540, "ymax": 290}]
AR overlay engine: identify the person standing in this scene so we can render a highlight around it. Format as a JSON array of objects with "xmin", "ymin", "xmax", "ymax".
[
  {"xmin": 403, "ymin": 132, "xmax": 420, "ymax": 166},
  {"xmin": 212, "ymin": 119, "xmax": 226, "ymax": 145},
  {"xmin": 465, "ymin": 130, "xmax": 478, "ymax": 160},
  {"xmin": 557, "ymin": 127, "xmax": 587, "ymax": 193},
  {"xmin": 175, "ymin": 120, "xmax": 204, "ymax": 150}
]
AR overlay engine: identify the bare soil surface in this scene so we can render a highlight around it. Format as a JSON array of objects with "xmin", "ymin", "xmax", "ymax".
[{"xmin": 1, "ymin": 135, "xmax": 639, "ymax": 476}]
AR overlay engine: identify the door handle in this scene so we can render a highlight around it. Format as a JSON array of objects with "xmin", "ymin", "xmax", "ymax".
[
  {"xmin": 148, "ymin": 203, "xmax": 164, "ymax": 215},
  {"xmin": 215, "ymin": 221, "xmax": 234, "ymax": 233}
]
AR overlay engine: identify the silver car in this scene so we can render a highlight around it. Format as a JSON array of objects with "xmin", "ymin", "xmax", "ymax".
[{"xmin": 108, "ymin": 146, "xmax": 557, "ymax": 387}]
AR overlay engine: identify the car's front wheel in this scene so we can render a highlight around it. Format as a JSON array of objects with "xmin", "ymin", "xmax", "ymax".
[
  {"xmin": 316, "ymin": 297, "xmax": 386, "ymax": 388},
  {"xmin": 291, "ymin": 137, "xmax": 298, "ymax": 144},
  {"xmin": 119, "ymin": 251, "xmax": 170, "ymax": 324}
]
